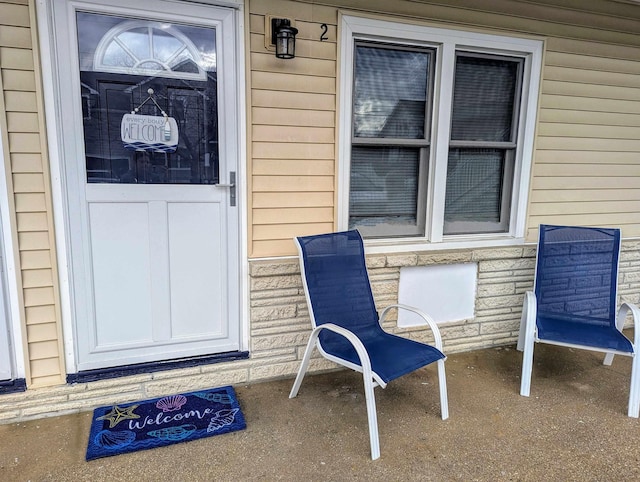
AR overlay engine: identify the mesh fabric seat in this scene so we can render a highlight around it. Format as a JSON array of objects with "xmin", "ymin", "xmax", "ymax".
[
  {"xmin": 517, "ymin": 224, "xmax": 640, "ymax": 417},
  {"xmin": 289, "ymin": 230, "xmax": 448, "ymax": 460}
]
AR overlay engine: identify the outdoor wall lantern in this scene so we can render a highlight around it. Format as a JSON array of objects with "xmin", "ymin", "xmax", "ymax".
[{"xmin": 272, "ymin": 18, "xmax": 298, "ymax": 59}]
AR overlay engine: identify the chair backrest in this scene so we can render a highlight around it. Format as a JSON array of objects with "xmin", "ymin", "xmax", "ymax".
[
  {"xmin": 534, "ymin": 224, "xmax": 621, "ymax": 327},
  {"xmin": 295, "ymin": 230, "xmax": 379, "ymax": 334}
]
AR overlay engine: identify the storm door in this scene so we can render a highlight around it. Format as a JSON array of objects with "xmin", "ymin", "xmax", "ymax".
[{"xmin": 53, "ymin": 2, "xmax": 241, "ymax": 371}]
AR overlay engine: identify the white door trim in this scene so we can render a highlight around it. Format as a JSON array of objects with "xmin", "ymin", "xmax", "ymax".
[{"xmin": 35, "ymin": 0, "xmax": 248, "ymax": 373}]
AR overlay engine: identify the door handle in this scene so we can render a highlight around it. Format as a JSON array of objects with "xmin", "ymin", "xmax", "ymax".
[{"xmin": 216, "ymin": 171, "xmax": 236, "ymax": 207}]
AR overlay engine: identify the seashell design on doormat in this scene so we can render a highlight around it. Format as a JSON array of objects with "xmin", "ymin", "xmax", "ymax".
[
  {"xmin": 94, "ymin": 429, "xmax": 137, "ymax": 450},
  {"xmin": 155, "ymin": 394, "xmax": 187, "ymax": 412},
  {"xmin": 192, "ymin": 392, "xmax": 233, "ymax": 404},
  {"xmin": 207, "ymin": 408, "xmax": 239, "ymax": 432},
  {"xmin": 147, "ymin": 424, "xmax": 197, "ymax": 441}
]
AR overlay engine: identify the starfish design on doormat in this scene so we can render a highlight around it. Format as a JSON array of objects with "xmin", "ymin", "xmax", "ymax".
[{"xmin": 96, "ymin": 405, "xmax": 140, "ymax": 428}]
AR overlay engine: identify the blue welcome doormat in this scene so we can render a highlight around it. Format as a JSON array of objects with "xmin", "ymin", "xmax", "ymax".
[{"xmin": 86, "ymin": 385, "xmax": 246, "ymax": 461}]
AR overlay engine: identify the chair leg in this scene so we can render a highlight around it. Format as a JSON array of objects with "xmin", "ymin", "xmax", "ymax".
[
  {"xmin": 628, "ymin": 353, "xmax": 640, "ymax": 418},
  {"xmin": 517, "ymin": 311, "xmax": 527, "ymax": 352},
  {"xmin": 362, "ymin": 374, "xmax": 380, "ymax": 460},
  {"xmin": 520, "ymin": 338, "xmax": 534, "ymax": 397},
  {"xmin": 520, "ymin": 316, "xmax": 536, "ymax": 397},
  {"xmin": 519, "ymin": 293, "xmax": 536, "ymax": 397},
  {"xmin": 437, "ymin": 359, "xmax": 449, "ymax": 420},
  {"xmin": 289, "ymin": 330, "xmax": 320, "ymax": 398},
  {"xmin": 603, "ymin": 353, "xmax": 615, "ymax": 366}
]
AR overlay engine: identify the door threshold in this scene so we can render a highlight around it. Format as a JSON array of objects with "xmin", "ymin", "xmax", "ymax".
[
  {"xmin": 0, "ymin": 378, "xmax": 27, "ymax": 395},
  {"xmin": 67, "ymin": 351, "xmax": 249, "ymax": 384}
]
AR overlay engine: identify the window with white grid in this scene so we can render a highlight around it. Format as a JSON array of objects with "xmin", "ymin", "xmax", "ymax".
[{"xmin": 339, "ymin": 16, "xmax": 543, "ymax": 245}]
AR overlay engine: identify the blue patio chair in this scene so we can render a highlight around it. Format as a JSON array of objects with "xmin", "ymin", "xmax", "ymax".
[
  {"xmin": 289, "ymin": 230, "xmax": 448, "ymax": 460},
  {"xmin": 517, "ymin": 224, "xmax": 640, "ymax": 417}
]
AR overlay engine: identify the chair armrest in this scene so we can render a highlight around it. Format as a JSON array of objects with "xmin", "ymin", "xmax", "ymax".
[
  {"xmin": 517, "ymin": 290, "xmax": 537, "ymax": 351},
  {"xmin": 523, "ymin": 290, "xmax": 537, "ymax": 315},
  {"xmin": 617, "ymin": 302, "xmax": 640, "ymax": 351},
  {"xmin": 310, "ymin": 323, "xmax": 373, "ymax": 374},
  {"xmin": 379, "ymin": 304, "xmax": 444, "ymax": 352}
]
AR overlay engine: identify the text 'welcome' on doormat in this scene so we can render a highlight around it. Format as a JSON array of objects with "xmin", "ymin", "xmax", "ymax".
[{"xmin": 86, "ymin": 385, "xmax": 246, "ymax": 461}]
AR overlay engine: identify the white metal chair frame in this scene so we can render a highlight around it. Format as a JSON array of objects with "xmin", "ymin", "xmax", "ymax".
[
  {"xmin": 517, "ymin": 241, "xmax": 640, "ymax": 418},
  {"xmin": 289, "ymin": 237, "xmax": 448, "ymax": 460}
]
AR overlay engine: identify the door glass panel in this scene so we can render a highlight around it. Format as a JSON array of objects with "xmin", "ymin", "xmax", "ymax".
[
  {"xmin": 153, "ymin": 32, "xmax": 183, "ymax": 61},
  {"xmin": 76, "ymin": 12, "xmax": 218, "ymax": 184},
  {"xmin": 120, "ymin": 28, "xmax": 151, "ymax": 61}
]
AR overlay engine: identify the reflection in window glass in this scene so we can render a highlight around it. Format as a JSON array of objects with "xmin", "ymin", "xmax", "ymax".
[
  {"xmin": 120, "ymin": 29, "xmax": 150, "ymax": 60},
  {"xmin": 349, "ymin": 42, "xmax": 432, "ymax": 237},
  {"xmin": 445, "ymin": 148, "xmax": 504, "ymax": 225},
  {"xmin": 103, "ymin": 42, "xmax": 135, "ymax": 68},
  {"xmin": 172, "ymin": 52, "xmax": 199, "ymax": 73},
  {"xmin": 444, "ymin": 54, "xmax": 521, "ymax": 234},
  {"xmin": 450, "ymin": 56, "xmax": 519, "ymax": 142},
  {"xmin": 153, "ymin": 31, "xmax": 184, "ymax": 63},
  {"xmin": 349, "ymin": 147, "xmax": 420, "ymax": 228},
  {"xmin": 76, "ymin": 12, "xmax": 219, "ymax": 185},
  {"xmin": 353, "ymin": 46, "xmax": 429, "ymax": 139}
]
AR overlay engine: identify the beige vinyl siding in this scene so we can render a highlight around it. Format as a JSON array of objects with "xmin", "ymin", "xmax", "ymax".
[
  {"xmin": 249, "ymin": 3, "xmax": 338, "ymax": 257},
  {"xmin": 1, "ymin": 0, "xmax": 65, "ymax": 387},
  {"xmin": 531, "ymin": 42, "xmax": 640, "ymax": 239},
  {"xmin": 248, "ymin": 0, "xmax": 640, "ymax": 257}
]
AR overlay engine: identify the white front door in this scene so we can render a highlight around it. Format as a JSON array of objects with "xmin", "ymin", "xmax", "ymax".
[{"xmin": 52, "ymin": 1, "xmax": 241, "ymax": 371}]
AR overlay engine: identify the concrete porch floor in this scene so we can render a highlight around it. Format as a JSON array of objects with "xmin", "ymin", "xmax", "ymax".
[{"xmin": 2, "ymin": 342, "xmax": 640, "ymax": 481}]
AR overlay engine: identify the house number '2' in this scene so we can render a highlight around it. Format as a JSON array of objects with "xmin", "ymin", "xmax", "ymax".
[{"xmin": 320, "ymin": 24, "xmax": 328, "ymax": 41}]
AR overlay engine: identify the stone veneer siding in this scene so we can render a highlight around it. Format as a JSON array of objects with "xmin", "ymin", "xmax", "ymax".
[{"xmin": 0, "ymin": 242, "xmax": 639, "ymax": 424}]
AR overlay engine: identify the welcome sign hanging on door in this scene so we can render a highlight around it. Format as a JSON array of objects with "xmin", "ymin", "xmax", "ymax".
[
  {"xmin": 121, "ymin": 88, "xmax": 179, "ymax": 153},
  {"xmin": 121, "ymin": 113, "xmax": 179, "ymax": 152}
]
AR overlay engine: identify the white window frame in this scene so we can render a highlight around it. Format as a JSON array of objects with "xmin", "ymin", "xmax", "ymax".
[{"xmin": 338, "ymin": 15, "xmax": 543, "ymax": 252}]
